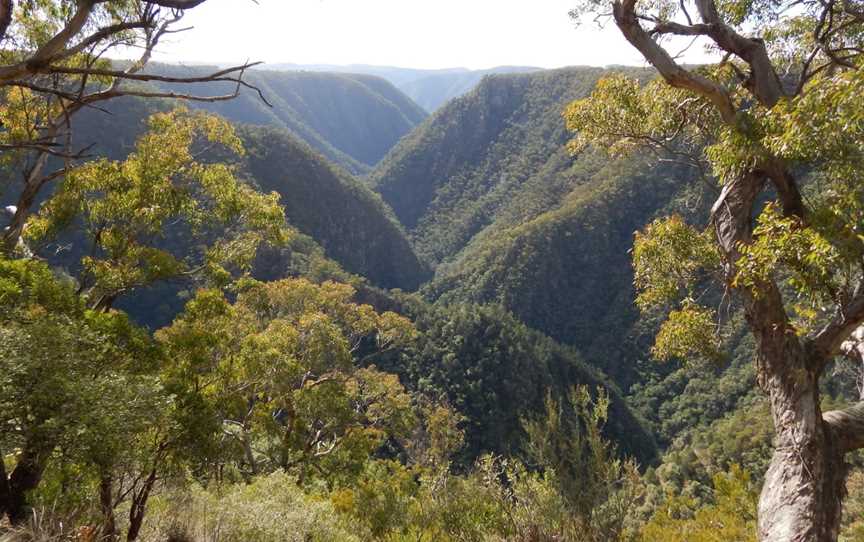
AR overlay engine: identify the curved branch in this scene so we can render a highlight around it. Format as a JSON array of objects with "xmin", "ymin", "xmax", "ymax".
[
  {"xmin": 636, "ymin": 0, "xmax": 786, "ymax": 107},
  {"xmin": 764, "ymin": 158, "xmax": 807, "ymax": 221},
  {"xmin": 612, "ymin": 0, "xmax": 737, "ymax": 124},
  {"xmin": 810, "ymin": 287, "xmax": 864, "ymax": 362},
  {"xmin": 823, "ymin": 402, "xmax": 864, "ymax": 452},
  {"xmin": 0, "ymin": 0, "xmax": 96, "ymax": 83},
  {"xmin": 692, "ymin": 0, "xmax": 785, "ymax": 106},
  {"xmin": 56, "ymin": 20, "xmax": 151, "ymax": 62},
  {"xmin": 0, "ymin": 0, "xmax": 216, "ymax": 84}
]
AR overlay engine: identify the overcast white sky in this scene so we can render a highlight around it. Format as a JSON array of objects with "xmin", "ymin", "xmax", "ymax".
[{"xmin": 151, "ymin": 0, "xmax": 703, "ymax": 70}]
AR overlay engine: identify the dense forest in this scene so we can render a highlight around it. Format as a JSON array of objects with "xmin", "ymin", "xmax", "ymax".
[{"xmin": 3, "ymin": 1, "xmax": 864, "ymax": 541}]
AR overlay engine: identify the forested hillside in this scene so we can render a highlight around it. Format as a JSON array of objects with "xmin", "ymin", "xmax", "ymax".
[
  {"xmin": 5, "ymin": 1, "xmax": 864, "ymax": 540},
  {"xmin": 142, "ymin": 65, "xmax": 427, "ymax": 174},
  {"xmin": 239, "ymin": 126, "xmax": 429, "ymax": 290},
  {"xmin": 66, "ymin": 96, "xmax": 429, "ymax": 297},
  {"xmin": 266, "ymin": 63, "xmax": 542, "ymax": 112},
  {"xmin": 368, "ymin": 67, "xmax": 689, "ymax": 386}
]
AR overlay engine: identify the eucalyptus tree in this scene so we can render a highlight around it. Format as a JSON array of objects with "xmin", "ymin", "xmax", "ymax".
[
  {"xmin": 0, "ymin": 256, "xmax": 163, "ymax": 525},
  {"xmin": 156, "ymin": 278, "xmax": 417, "ymax": 485},
  {"xmin": 0, "ymin": 0, "xmax": 263, "ymax": 253},
  {"xmin": 25, "ymin": 107, "xmax": 289, "ymax": 310},
  {"xmin": 566, "ymin": 1, "xmax": 864, "ymax": 539}
]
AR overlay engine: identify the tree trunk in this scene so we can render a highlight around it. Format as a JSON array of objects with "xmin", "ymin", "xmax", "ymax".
[
  {"xmin": 126, "ymin": 467, "xmax": 157, "ymax": 542},
  {"xmin": 100, "ymin": 472, "xmax": 117, "ymax": 540},
  {"xmin": 0, "ymin": 445, "xmax": 10, "ymax": 518},
  {"xmin": 1, "ymin": 150, "xmax": 50, "ymax": 255},
  {"xmin": 5, "ymin": 443, "xmax": 49, "ymax": 525},
  {"xmin": 757, "ymin": 351, "xmax": 845, "ymax": 541},
  {"xmin": 711, "ymin": 169, "xmax": 847, "ymax": 541}
]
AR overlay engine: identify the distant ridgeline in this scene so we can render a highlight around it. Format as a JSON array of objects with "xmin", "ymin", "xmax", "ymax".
[
  {"xmin": 139, "ymin": 64, "xmax": 428, "ymax": 175},
  {"xmin": 52, "ymin": 79, "xmax": 431, "ymax": 323},
  {"xmin": 263, "ymin": 63, "xmax": 543, "ymax": 113}
]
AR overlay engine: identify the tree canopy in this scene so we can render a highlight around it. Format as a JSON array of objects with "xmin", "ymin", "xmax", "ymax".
[{"xmin": 566, "ymin": 0, "xmax": 864, "ymax": 538}]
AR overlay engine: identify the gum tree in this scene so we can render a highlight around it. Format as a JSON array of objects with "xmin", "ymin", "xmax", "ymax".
[
  {"xmin": 567, "ymin": 1, "xmax": 864, "ymax": 539},
  {"xmin": 0, "ymin": 0, "xmax": 263, "ymax": 253},
  {"xmin": 156, "ymin": 278, "xmax": 417, "ymax": 485}
]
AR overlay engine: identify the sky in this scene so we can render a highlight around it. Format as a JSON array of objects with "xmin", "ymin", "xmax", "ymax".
[{"xmin": 150, "ymin": 0, "xmax": 711, "ymax": 70}]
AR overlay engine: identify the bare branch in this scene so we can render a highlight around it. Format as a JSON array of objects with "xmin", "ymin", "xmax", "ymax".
[
  {"xmin": 76, "ymin": 85, "xmax": 246, "ymax": 104},
  {"xmin": 46, "ymin": 61, "xmax": 262, "ymax": 83},
  {"xmin": 612, "ymin": 0, "xmax": 737, "ymax": 123},
  {"xmin": 810, "ymin": 285, "xmax": 864, "ymax": 361},
  {"xmin": 823, "ymin": 401, "xmax": 864, "ymax": 451},
  {"xmin": 0, "ymin": 141, "xmax": 92, "ymax": 159},
  {"xmin": 651, "ymin": 21, "xmax": 713, "ymax": 36}
]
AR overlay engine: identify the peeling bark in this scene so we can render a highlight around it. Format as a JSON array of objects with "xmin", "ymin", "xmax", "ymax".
[
  {"xmin": 711, "ymin": 169, "xmax": 847, "ymax": 540},
  {"xmin": 758, "ymin": 368, "xmax": 845, "ymax": 541}
]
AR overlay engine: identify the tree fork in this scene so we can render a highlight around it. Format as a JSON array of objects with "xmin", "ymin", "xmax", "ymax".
[{"xmin": 710, "ymin": 166, "xmax": 848, "ymax": 540}]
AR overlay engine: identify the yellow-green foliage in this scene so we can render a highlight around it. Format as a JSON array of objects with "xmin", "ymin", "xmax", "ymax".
[
  {"xmin": 842, "ymin": 470, "xmax": 864, "ymax": 541},
  {"xmin": 632, "ymin": 215, "xmax": 721, "ymax": 312},
  {"xmin": 736, "ymin": 203, "xmax": 849, "ymax": 330},
  {"xmin": 640, "ymin": 465, "xmax": 758, "ymax": 542},
  {"xmin": 522, "ymin": 386, "xmax": 644, "ymax": 542},
  {"xmin": 156, "ymin": 277, "xmax": 416, "ymax": 481},
  {"xmin": 0, "ymin": 256, "xmax": 165, "ymax": 515},
  {"xmin": 631, "ymin": 216, "xmax": 722, "ymax": 364},
  {"xmin": 331, "ymin": 386, "xmax": 644, "ymax": 542},
  {"xmin": 652, "ymin": 301, "xmax": 722, "ymax": 364},
  {"xmin": 26, "ymin": 108, "xmax": 290, "ymax": 301},
  {"xmin": 564, "ymin": 73, "xmax": 719, "ymax": 158},
  {"xmin": 139, "ymin": 472, "xmax": 361, "ymax": 542}
]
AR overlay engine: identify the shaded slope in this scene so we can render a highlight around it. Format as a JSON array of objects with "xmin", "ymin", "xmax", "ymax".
[
  {"xmin": 367, "ymin": 66, "xmax": 703, "ymax": 387},
  {"xmin": 368, "ymin": 67, "xmax": 620, "ymax": 262},
  {"xmin": 426, "ymin": 158, "xmax": 693, "ymax": 386},
  {"xmin": 64, "ymin": 97, "xmax": 429, "ymax": 294},
  {"xmin": 144, "ymin": 65, "xmax": 427, "ymax": 174},
  {"xmin": 366, "ymin": 295, "xmax": 659, "ymax": 465},
  {"xmin": 240, "ymin": 125, "xmax": 430, "ymax": 291}
]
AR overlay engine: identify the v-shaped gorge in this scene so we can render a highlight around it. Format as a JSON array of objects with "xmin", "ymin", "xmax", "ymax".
[{"xmin": 368, "ymin": 66, "xmax": 705, "ymax": 387}]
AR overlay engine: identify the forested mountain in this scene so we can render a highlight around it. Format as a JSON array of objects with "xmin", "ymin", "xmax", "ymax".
[
  {"xmin": 370, "ymin": 294, "xmax": 659, "ymax": 464},
  {"xmin": 142, "ymin": 65, "xmax": 428, "ymax": 174},
  {"xmin": 266, "ymin": 63, "xmax": 542, "ymax": 112},
  {"xmin": 399, "ymin": 66, "xmax": 543, "ymax": 112},
  {"xmin": 52, "ymin": 96, "xmax": 430, "ymax": 302},
  {"xmin": 12, "ymin": 89, "xmax": 657, "ymax": 467},
  {"xmin": 239, "ymin": 126, "xmax": 429, "ymax": 290},
  {"xmin": 368, "ymin": 66, "xmax": 689, "ymax": 386},
  {"xmin": 7, "ymin": 1, "xmax": 864, "ymax": 537}
]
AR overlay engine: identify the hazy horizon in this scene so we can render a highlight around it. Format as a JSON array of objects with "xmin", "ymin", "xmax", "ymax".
[{"xmin": 150, "ymin": 0, "xmax": 715, "ymax": 71}]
